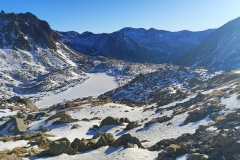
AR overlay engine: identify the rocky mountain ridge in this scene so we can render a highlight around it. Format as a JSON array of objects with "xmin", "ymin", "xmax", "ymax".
[
  {"xmin": 57, "ymin": 28, "xmax": 214, "ymax": 64},
  {"xmin": 178, "ymin": 16, "xmax": 240, "ymax": 70}
]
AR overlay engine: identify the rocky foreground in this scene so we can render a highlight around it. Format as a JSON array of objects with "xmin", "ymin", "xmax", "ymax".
[{"xmin": 1, "ymin": 69, "xmax": 240, "ymax": 160}]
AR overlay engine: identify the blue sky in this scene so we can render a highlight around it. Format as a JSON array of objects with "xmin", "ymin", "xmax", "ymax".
[{"xmin": 1, "ymin": 0, "xmax": 240, "ymax": 33}]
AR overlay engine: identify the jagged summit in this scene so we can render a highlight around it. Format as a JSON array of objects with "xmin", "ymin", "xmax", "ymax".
[
  {"xmin": 0, "ymin": 11, "xmax": 57, "ymax": 50},
  {"xmin": 0, "ymin": 10, "xmax": 6, "ymax": 15}
]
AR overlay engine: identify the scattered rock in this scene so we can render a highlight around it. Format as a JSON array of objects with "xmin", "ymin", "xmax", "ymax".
[
  {"xmin": 21, "ymin": 132, "xmax": 52, "ymax": 149},
  {"xmin": 46, "ymin": 110, "xmax": 78, "ymax": 125},
  {"xmin": 125, "ymin": 121, "xmax": 139, "ymax": 130},
  {"xmin": 99, "ymin": 116, "xmax": 121, "ymax": 127},
  {"xmin": 49, "ymin": 137, "xmax": 76, "ymax": 156},
  {"xmin": 26, "ymin": 114, "xmax": 35, "ymax": 121},
  {"xmin": 38, "ymin": 127, "xmax": 50, "ymax": 132},
  {"xmin": 34, "ymin": 112, "xmax": 47, "ymax": 120},
  {"xmin": 71, "ymin": 124, "xmax": 80, "ymax": 129},
  {"xmin": 120, "ymin": 117, "xmax": 131, "ymax": 123},
  {"xmin": 89, "ymin": 125, "xmax": 99, "ymax": 130},
  {"xmin": 35, "ymin": 134, "xmax": 51, "ymax": 149},
  {"xmin": 14, "ymin": 97, "xmax": 38, "ymax": 111},
  {"xmin": 217, "ymin": 134, "xmax": 228, "ymax": 147},
  {"xmin": 179, "ymin": 142, "xmax": 192, "ymax": 152},
  {"xmin": 148, "ymin": 138, "xmax": 176, "ymax": 151},
  {"xmin": 165, "ymin": 144, "xmax": 181, "ymax": 158},
  {"xmin": 90, "ymin": 117, "xmax": 101, "ymax": 120},
  {"xmin": 145, "ymin": 115, "xmax": 174, "ymax": 127},
  {"xmin": 0, "ymin": 117, "xmax": 27, "ymax": 135},
  {"xmin": 71, "ymin": 138, "xmax": 96, "ymax": 152},
  {"xmin": 81, "ymin": 118, "xmax": 90, "ymax": 122},
  {"xmin": 158, "ymin": 150, "xmax": 174, "ymax": 160},
  {"xmin": 112, "ymin": 134, "xmax": 144, "ymax": 149},
  {"xmin": 20, "ymin": 132, "xmax": 42, "ymax": 140},
  {"xmin": 93, "ymin": 132, "xmax": 115, "ymax": 148},
  {"xmin": 184, "ymin": 110, "xmax": 208, "ymax": 125},
  {"xmin": 28, "ymin": 149, "xmax": 42, "ymax": 157}
]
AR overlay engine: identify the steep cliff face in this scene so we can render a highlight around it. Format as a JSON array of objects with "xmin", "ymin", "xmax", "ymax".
[{"xmin": 0, "ymin": 11, "xmax": 88, "ymax": 99}]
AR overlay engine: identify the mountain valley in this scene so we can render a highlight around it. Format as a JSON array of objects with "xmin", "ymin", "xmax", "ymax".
[{"xmin": 0, "ymin": 11, "xmax": 240, "ymax": 160}]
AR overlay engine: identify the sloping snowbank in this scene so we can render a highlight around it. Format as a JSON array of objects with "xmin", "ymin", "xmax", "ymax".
[{"xmin": 26, "ymin": 146, "xmax": 158, "ymax": 160}]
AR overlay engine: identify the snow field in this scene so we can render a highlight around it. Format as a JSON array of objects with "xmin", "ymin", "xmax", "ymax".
[{"xmin": 35, "ymin": 73, "xmax": 118, "ymax": 108}]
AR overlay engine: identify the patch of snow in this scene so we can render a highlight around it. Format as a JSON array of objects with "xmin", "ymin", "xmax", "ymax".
[
  {"xmin": 0, "ymin": 140, "xmax": 29, "ymax": 151},
  {"xmin": 176, "ymin": 154, "xmax": 189, "ymax": 160},
  {"xmin": 0, "ymin": 109, "xmax": 18, "ymax": 117},
  {"xmin": 221, "ymin": 94, "xmax": 240, "ymax": 110},
  {"xmin": 158, "ymin": 94, "xmax": 197, "ymax": 109},
  {"xmin": 207, "ymin": 126, "xmax": 218, "ymax": 131},
  {"xmin": 234, "ymin": 70, "xmax": 240, "ymax": 74},
  {"xmin": 128, "ymin": 114, "xmax": 212, "ymax": 147}
]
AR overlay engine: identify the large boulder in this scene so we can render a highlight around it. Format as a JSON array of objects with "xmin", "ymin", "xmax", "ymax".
[
  {"xmin": 49, "ymin": 138, "xmax": 76, "ymax": 156},
  {"xmin": 0, "ymin": 117, "xmax": 27, "ymax": 135},
  {"xmin": 20, "ymin": 132, "xmax": 51, "ymax": 149},
  {"xmin": 20, "ymin": 132, "xmax": 42, "ymax": 140},
  {"xmin": 99, "ymin": 116, "xmax": 121, "ymax": 127},
  {"xmin": 71, "ymin": 138, "xmax": 96, "ymax": 152},
  {"xmin": 93, "ymin": 132, "xmax": 115, "ymax": 148},
  {"xmin": 10, "ymin": 96, "xmax": 38, "ymax": 111},
  {"xmin": 111, "ymin": 134, "xmax": 144, "ymax": 149},
  {"xmin": 15, "ymin": 98, "xmax": 38, "ymax": 111},
  {"xmin": 119, "ymin": 117, "xmax": 131, "ymax": 123},
  {"xmin": 179, "ymin": 142, "xmax": 192, "ymax": 152},
  {"xmin": 125, "ymin": 121, "xmax": 139, "ymax": 130},
  {"xmin": 46, "ymin": 110, "xmax": 78, "ymax": 125},
  {"xmin": 35, "ymin": 134, "xmax": 52, "ymax": 149},
  {"xmin": 165, "ymin": 144, "xmax": 181, "ymax": 158},
  {"xmin": 148, "ymin": 138, "xmax": 176, "ymax": 151}
]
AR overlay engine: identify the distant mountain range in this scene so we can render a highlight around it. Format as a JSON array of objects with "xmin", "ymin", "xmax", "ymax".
[
  {"xmin": 1, "ymin": 10, "xmax": 240, "ymax": 72},
  {"xmin": 57, "ymin": 28, "xmax": 214, "ymax": 64}
]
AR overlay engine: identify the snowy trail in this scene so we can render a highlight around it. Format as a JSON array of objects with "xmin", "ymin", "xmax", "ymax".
[{"xmin": 35, "ymin": 73, "xmax": 118, "ymax": 108}]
